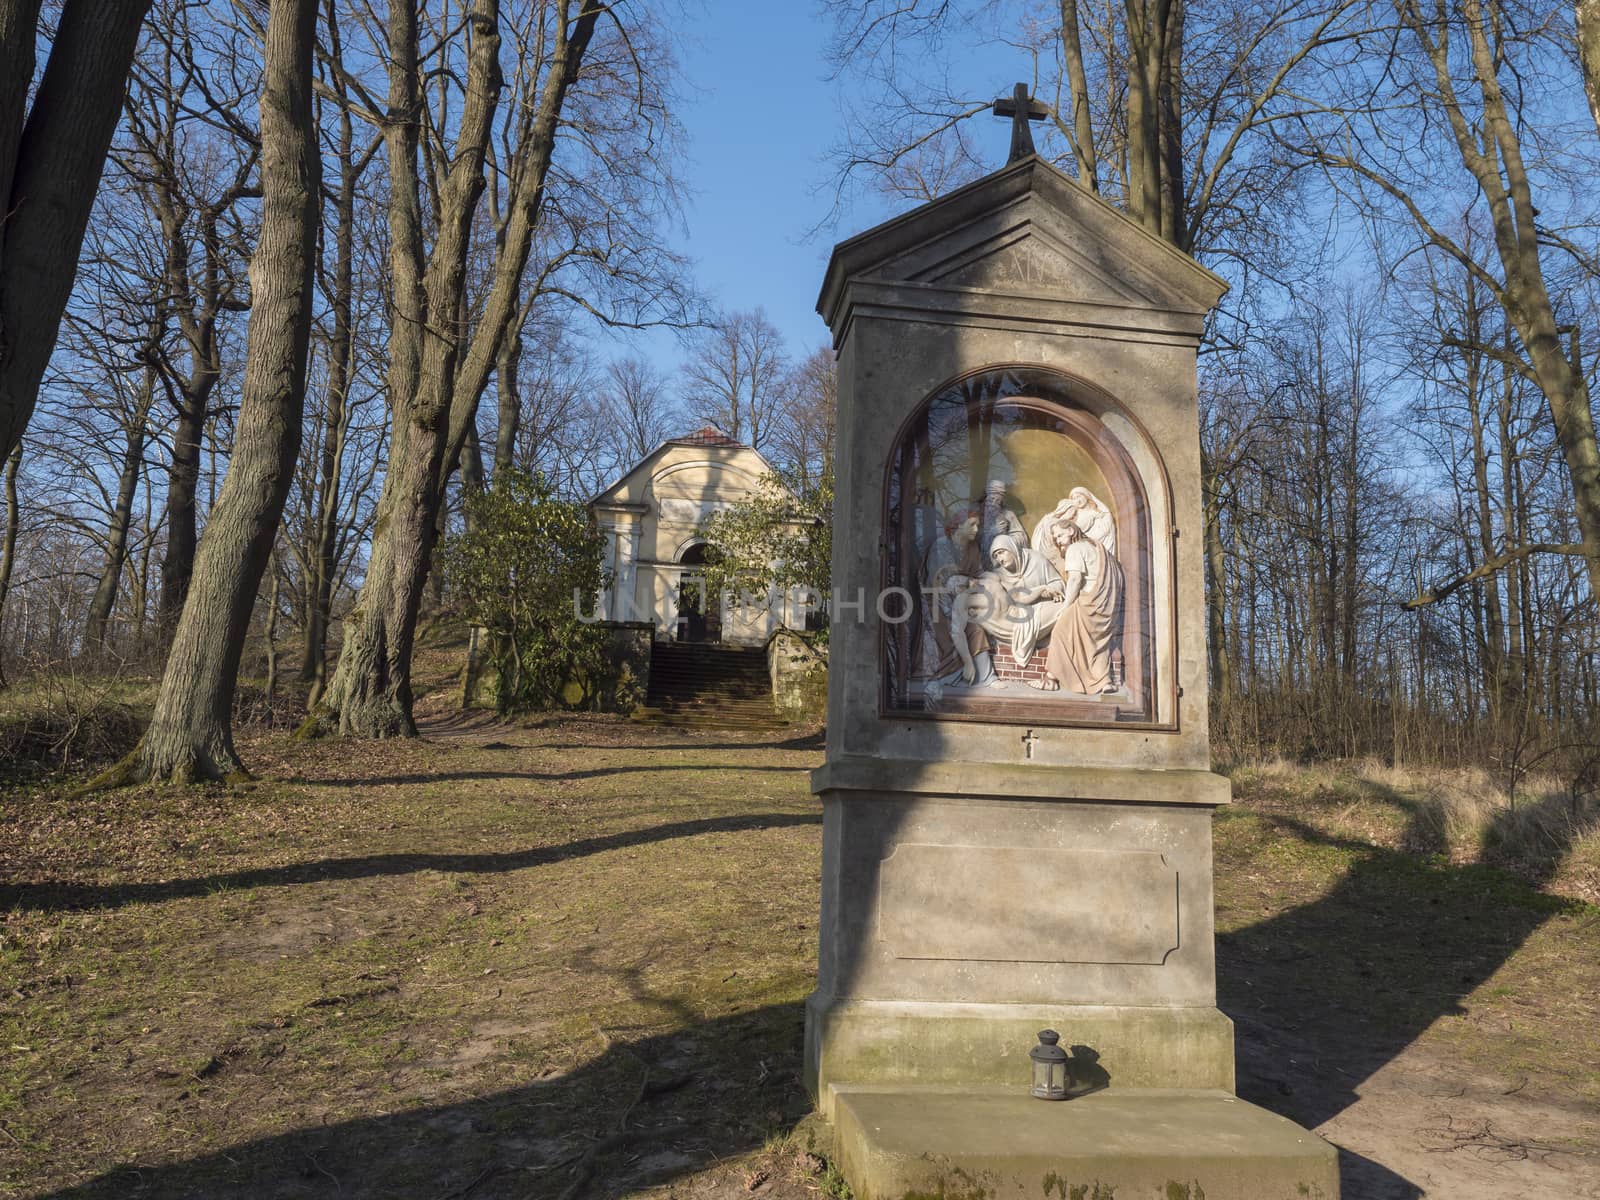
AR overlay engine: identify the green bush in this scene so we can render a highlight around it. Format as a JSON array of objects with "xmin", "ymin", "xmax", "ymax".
[
  {"xmin": 698, "ymin": 469, "xmax": 832, "ymax": 640},
  {"xmin": 443, "ymin": 471, "xmax": 610, "ymax": 713}
]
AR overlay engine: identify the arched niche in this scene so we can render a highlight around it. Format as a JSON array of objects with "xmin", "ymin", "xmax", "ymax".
[{"xmin": 881, "ymin": 364, "xmax": 1176, "ymax": 728}]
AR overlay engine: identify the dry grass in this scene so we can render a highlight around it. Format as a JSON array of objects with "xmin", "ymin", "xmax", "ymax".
[
  {"xmin": 0, "ymin": 669, "xmax": 154, "ymax": 781},
  {"xmin": 2, "ymin": 678, "xmax": 1597, "ymax": 1198},
  {"xmin": 1227, "ymin": 756, "xmax": 1600, "ymax": 904},
  {"xmin": 1, "ymin": 705, "xmax": 832, "ymax": 1200}
]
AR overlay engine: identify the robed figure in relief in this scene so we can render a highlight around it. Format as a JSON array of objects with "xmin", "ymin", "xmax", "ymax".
[{"xmin": 1036, "ymin": 517, "xmax": 1124, "ymax": 694}]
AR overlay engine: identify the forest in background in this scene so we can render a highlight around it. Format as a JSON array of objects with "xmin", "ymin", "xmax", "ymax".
[{"xmin": 0, "ymin": 0, "xmax": 1597, "ymax": 793}]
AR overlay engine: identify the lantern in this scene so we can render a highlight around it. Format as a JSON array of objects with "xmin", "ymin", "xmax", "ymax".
[{"xmin": 1029, "ymin": 1029, "xmax": 1069, "ymax": 1100}]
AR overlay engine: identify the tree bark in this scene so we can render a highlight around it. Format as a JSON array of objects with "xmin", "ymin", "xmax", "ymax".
[
  {"xmin": 324, "ymin": 0, "xmax": 603, "ymax": 738},
  {"xmin": 85, "ymin": 363, "xmax": 157, "ymax": 652},
  {"xmin": 1202, "ymin": 461, "xmax": 1231, "ymax": 706},
  {"xmin": 159, "ymin": 372, "xmax": 208, "ymax": 624},
  {"xmin": 0, "ymin": 0, "xmax": 153, "ymax": 460},
  {"xmin": 1577, "ymin": 0, "xmax": 1600, "ymax": 139},
  {"xmin": 301, "ymin": 1, "xmax": 361, "ymax": 706},
  {"xmin": 1057, "ymin": 0, "xmax": 1100, "ymax": 190},
  {"xmin": 0, "ymin": 439, "xmax": 19, "ymax": 686},
  {"xmin": 320, "ymin": 0, "xmax": 502, "ymax": 738},
  {"xmin": 494, "ymin": 327, "xmax": 522, "ymax": 476},
  {"xmin": 113, "ymin": 0, "xmax": 321, "ymax": 785}
]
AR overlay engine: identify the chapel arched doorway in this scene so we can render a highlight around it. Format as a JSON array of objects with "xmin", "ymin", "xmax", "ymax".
[{"xmin": 676, "ymin": 542, "xmax": 721, "ymax": 643}]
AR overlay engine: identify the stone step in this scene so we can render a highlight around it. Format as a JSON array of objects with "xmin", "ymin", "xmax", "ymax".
[
  {"xmin": 630, "ymin": 708, "xmax": 787, "ymax": 730},
  {"xmin": 830, "ymin": 1086, "xmax": 1339, "ymax": 1200},
  {"xmin": 640, "ymin": 643, "xmax": 779, "ymax": 729},
  {"xmin": 649, "ymin": 691, "xmax": 774, "ymax": 700}
]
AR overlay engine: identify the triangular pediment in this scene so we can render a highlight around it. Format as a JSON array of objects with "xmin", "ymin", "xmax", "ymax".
[
  {"xmin": 819, "ymin": 157, "xmax": 1227, "ymax": 326},
  {"xmin": 587, "ymin": 438, "xmax": 784, "ymax": 509}
]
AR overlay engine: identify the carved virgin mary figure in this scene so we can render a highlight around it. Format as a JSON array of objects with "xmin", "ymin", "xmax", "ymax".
[
  {"xmin": 949, "ymin": 533, "xmax": 1064, "ymax": 685},
  {"xmin": 1034, "ymin": 518, "xmax": 1125, "ymax": 694},
  {"xmin": 1032, "ymin": 486, "xmax": 1116, "ymax": 571}
]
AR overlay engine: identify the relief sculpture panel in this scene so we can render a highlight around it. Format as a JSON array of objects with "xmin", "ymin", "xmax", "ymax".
[{"xmin": 882, "ymin": 366, "xmax": 1171, "ymax": 726}]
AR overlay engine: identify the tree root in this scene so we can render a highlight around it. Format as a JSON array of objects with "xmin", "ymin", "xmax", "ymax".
[
  {"xmin": 292, "ymin": 707, "xmax": 336, "ymax": 741},
  {"xmin": 75, "ymin": 747, "xmax": 147, "ymax": 796},
  {"xmin": 74, "ymin": 739, "xmax": 253, "ymax": 794}
]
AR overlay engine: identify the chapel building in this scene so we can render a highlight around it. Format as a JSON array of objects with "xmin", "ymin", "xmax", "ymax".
[{"xmin": 587, "ymin": 427, "xmax": 806, "ymax": 646}]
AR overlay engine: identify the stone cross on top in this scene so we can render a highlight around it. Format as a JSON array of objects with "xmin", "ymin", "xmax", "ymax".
[{"xmin": 993, "ymin": 82, "xmax": 1049, "ymax": 163}]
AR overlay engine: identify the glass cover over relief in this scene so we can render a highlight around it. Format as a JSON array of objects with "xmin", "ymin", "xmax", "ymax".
[{"xmin": 883, "ymin": 367, "xmax": 1163, "ymax": 726}]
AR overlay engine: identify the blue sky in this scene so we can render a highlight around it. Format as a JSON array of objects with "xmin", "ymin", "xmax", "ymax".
[{"xmin": 626, "ymin": 2, "xmax": 1031, "ymax": 381}]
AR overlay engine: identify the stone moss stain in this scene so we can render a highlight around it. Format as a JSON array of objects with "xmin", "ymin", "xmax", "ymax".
[
  {"xmin": 897, "ymin": 1165, "xmax": 993, "ymax": 1200},
  {"xmin": 1165, "ymin": 1182, "xmax": 1206, "ymax": 1200}
]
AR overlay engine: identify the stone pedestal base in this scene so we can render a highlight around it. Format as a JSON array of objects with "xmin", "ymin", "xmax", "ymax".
[
  {"xmin": 806, "ymin": 996, "xmax": 1236, "ymax": 1119},
  {"xmin": 832, "ymin": 1086, "xmax": 1340, "ymax": 1200}
]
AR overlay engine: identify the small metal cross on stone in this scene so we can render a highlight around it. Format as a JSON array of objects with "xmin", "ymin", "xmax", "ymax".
[
  {"xmin": 993, "ymin": 82, "xmax": 1049, "ymax": 164},
  {"xmin": 1022, "ymin": 728, "xmax": 1040, "ymax": 760}
]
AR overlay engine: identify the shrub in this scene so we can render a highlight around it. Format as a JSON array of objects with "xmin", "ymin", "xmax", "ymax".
[
  {"xmin": 697, "ymin": 470, "xmax": 832, "ymax": 639},
  {"xmin": 443, "ymin": 471, "xmax": 610, "ymax": 713}
]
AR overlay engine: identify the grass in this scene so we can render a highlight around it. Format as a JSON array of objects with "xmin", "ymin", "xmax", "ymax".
[
  {"xmin": 2, "ymin": 712, "xmax": 831, "ymax": 1199},
  {"xmin": 1, "ymin": 702, "xmax": 1597, "ymax": 1198}
]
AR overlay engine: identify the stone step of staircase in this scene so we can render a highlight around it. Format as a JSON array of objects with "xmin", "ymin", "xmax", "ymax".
[{"xmin": 639, "ymin": 642, "xmax": 783, "ymax": 729}]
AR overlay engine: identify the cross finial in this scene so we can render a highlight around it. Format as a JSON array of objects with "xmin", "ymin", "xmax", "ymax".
[{"xmin": 993, "ymin": 82, "xmax": 1049, "ymax": 164}]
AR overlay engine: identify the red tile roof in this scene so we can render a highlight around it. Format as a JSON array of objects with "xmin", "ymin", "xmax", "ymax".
[{"xmin": 670, "ymin": 425, "xmax": 741, "ymax": 447}]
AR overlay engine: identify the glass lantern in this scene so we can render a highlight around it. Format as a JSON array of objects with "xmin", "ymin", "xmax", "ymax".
[{"xmin": 1030, "ymin": 1029, "xmax": 1069, "ymax": 1100}]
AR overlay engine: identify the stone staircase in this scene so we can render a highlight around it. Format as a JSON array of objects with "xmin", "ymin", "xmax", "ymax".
[{"xmin": 632, "ymin": 641, "xmax": 786, "ymax": 730}]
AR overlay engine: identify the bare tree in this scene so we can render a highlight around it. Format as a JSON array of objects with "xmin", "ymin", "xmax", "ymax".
[
  {"xmin": 115, "ymin": 4, "xmax": 262, "ymax": 628},
  {"xmin": 602, "ymin": 354, "xmax": 676, "ymax": 468},
  {"xmin": 772, "ymin": 345, "xmax": 836, "ymax": 491},
  {"xmin": 321, "ymin": 0, "xmax": 694, "ymax": 738},
  {"xmin": 1306, "ymin": 0, "xmax": 1600, "ymax": 604},
  {"xmin": 511, "ymin": 315, "xmax": 604, "ymax": 494},
  {"xmin": 680, "ymin": 308, "xmax": 789, "ymax": 450},
  {"xmin": 83, "ymin": 358, "xmax": 159, "ymax": 651},
  {"xmin": 0, "ymin": 0, "xmax": 154, "ymax": 461},
  {"xmin": 0, "ymin": 440, "xmax": 18, "ymax": 685},
  {"xmin": 293, "ymin": 0, "xmax": 381, "ymax": 706},
  {"xmin": 824, "ymin": 0, "xmax": 1360, "ymax": 267},
  {"xmin": 100, "ymin": 0, "xmax": 321, "ymax": 784}
]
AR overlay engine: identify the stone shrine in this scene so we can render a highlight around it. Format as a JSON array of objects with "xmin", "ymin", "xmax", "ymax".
[{"xmin": 804, "ymin": 110, "xmax": 1339, "ymax": 1197}]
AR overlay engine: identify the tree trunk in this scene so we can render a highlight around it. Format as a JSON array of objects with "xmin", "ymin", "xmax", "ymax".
[
  {"xmin": 159, "ymin": 383, "xmax": 207, "ymax": 624},
  {"xmin": 493, "ymin": 327, "xmax": 521, "ymax": 475},
  {"xmin": 302, "ymin": 12, "xmax": 359, "ymax": 706},
  {"xmin": 1057, "ymin": 0, "xmax": 1100, "ymax": 190},
  {"xmin": 0, "ymin": 440, "xmax": 19, "ymax": 686},
  {"xmin": 325, "ymin": 0, "xmax": 602, "ymax": 738},
  {"xmin": 0, "ymin": 0, "xmax": 153, "ymax": 461},
  {"xmin": 85, "ymin": 365, "xmax": 156, "ymax": 652},
  {"xmin": 1577, "ymin": 0, "xmax": 1600, "ymax": 141},
  {"xmin": 318, "ymin": 0, "xmax": 502, "ymax": 738},
  {"xmin": 1202, "ymin": 462, "xmax": 1231, "ymax": 706},
  {"xmin": 264, "ymin": 550, "xmax": 281, "ymax": 711},
  {"xmin": 113, "ymin": 0, "xmax": 320, "ymax": 785}
]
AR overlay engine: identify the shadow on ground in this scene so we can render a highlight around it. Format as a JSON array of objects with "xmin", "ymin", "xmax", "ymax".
[
  {"xmin": 19, "ymin": 773, "xmax": 1597, "ymax": 1200},
  {"xmin": 0, "ymin": 811, "xmax": 822, "ymax": 914},
  {"xmin": 1219, "ymin": 777, "xmax": 1598, "ymax": 1199},
  {"xmin": 295, "ymin": 763, "xmax": 807, "ymax": 788},
  {"xmin": 41, "ymin": 1002, "xmax": 814, "ymax": 1200}
]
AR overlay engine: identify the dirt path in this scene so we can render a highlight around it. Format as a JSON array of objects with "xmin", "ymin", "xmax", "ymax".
[{"xmin": 1, "ymin": 717, "xmax": 1595, "ymax": 1199}]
